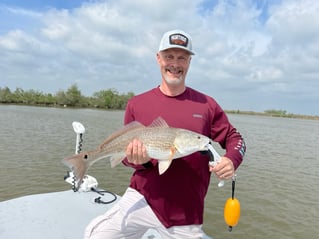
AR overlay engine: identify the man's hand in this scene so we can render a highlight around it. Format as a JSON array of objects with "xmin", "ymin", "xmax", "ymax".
[
  {"xmin": 209, "ymin": 157, "xmax": 235, "ymax": 180},
  {"xmin": 126, "ymin": 139, "xmax": 150, "ymax": 165}
]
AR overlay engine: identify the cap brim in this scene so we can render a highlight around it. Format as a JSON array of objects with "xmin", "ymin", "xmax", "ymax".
[{"xmin": 159, "ymin": 46, "xmax": 195, "ymax": 55}]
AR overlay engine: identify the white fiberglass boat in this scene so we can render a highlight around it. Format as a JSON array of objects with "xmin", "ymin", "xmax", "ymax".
[{"xmin": 0, "ymin": 122, "xmax": 213, "ymax": 239}]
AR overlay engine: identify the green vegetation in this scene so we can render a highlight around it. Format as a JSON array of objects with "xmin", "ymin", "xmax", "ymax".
[
  {"xmin": 1, "ymin": 85, "xmax": 318, "ymax": 120},
  {"xmin": 0, "ymin": 84, "xmax": 134, "ymax": 110}
]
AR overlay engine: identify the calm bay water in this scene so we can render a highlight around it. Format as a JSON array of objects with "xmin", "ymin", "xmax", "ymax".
[{"xmin": 0, "ymin": 105, "xmax": 318, "ymax": 239}]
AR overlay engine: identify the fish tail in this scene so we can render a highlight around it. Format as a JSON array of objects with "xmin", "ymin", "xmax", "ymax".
[{"xmin": 62, "ymin": 155, "xmax": 90, "ymax": 188}]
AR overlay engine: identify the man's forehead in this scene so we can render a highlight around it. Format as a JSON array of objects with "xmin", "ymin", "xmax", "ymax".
[{"xmin": 160, "ymin": 48, "xmax": 191, "ymax": 56}]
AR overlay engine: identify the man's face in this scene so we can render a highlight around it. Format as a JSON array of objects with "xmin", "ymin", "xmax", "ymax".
[{"xmin": 157, "ymin": 48, "xmax": 191, "ymax": 85}]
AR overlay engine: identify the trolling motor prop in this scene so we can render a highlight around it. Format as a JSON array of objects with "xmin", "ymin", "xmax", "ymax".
[{"xmin": 224, "ymin": 176, "xmax": 240, "ymax": 231}]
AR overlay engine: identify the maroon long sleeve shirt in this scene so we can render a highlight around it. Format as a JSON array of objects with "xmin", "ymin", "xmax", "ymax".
[{"xmin": 123, "ymin": 86, "xmax": 245, "ymax": 228}]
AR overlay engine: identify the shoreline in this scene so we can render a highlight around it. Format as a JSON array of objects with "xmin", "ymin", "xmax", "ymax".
[
  {"xmin": 1, "ymin": 103, "xmax": 318, "ymax": 120},
  {"xmin": 225, "ymin": 109, "xmax": 319, "ymax": 121}
]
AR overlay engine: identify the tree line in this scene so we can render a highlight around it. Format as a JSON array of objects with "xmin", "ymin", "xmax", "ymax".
[
  {"xmin": 0, "ymin": 84, "xmax": 135, "ymax": 110},
  {"xmin": 1, "ymin": 85, "xmax": 318, "ymax": 120}
]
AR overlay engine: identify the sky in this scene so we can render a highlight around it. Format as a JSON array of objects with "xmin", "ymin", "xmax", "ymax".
[{"xmin": 0, "ymin": 0, "xmax": 318, "ymax": 115}]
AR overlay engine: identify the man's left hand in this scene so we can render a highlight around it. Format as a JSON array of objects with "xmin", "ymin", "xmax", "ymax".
[{"xmin": 209, "ymin": 157, "xmax": 235, "ymax": 180}]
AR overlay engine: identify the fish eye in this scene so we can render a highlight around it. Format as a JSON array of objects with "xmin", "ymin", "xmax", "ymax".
[
  {"xmin": 197, "ymin": 136, "xmax": 201, "ymax": 139},
  {"xmin": 83, "ymin": 154, "xmax": 88, "ymax": 160}
]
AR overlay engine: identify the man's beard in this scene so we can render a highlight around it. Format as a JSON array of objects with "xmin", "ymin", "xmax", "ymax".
[{"xmin": 163, "ymin": 73, "xmax": 184, "ymax": 85}]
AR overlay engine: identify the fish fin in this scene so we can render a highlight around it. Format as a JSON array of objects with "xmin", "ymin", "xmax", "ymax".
[
  {"xmin": 158, "ymin": 160, "xmax": 172, "ymax": 175},
  {"xmin": 109, "ymin": 154, "xmax": 125, "ymax": 168},
  {"xmin": 170, "ymin": 146, "xmax": 176, "ymax": 159},
  {"xmin": 158, "ymin": 147, "xmax": 176, "ymax": 175},
  {"xmin": 173, "ymin": 142, "xmax": 181, "ymax": 153},
  {"xmin": 148, "ymin": 117, "xmax": 169, "ymax": 128},
  {"xmin": 99, "ymin": 121, "xmax": 145, "ymax": 149},
  {"xmin": 173, "ymin": 142, "xmax": 187, "ymax": 154}
]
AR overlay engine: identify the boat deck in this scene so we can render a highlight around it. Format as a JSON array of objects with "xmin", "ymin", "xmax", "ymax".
[
  {"xmin": 0, "ymin": 189, "xmax": 212, "ymax": 239},
  {"xmin": 0, "ymin": 190, "xmax": 162, "ymax": 239}
]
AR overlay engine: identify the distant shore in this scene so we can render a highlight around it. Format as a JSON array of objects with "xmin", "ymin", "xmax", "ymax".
[
  {"xmin": 1, "ymin": 103, "xmax": 318, "ymax": 121},
  {"xmin": 225, "ymin": 109, "xmax": 319, "ymax": 120},
  {"xmin": 1, "ymin": 85, "xmax": 318, "ymax": 120}
]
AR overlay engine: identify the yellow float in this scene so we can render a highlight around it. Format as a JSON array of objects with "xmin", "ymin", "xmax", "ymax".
[{"xmin": 223, "ymin": 177, "xmax": 240, "ymax": 231}]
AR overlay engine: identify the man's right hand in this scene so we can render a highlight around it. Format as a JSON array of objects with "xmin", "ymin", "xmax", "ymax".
[{"xmin": 126, "ymin": 139, "xmax": 150, "ymax": 165}]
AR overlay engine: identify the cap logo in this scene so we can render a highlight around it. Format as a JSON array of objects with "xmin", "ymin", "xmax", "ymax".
[{"xmin": 169, "ymin": 33, "xmax": 188, "ymax": 47}]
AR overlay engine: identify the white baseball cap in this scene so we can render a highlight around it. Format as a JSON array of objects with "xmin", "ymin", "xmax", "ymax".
[{"xmin": 158, "ymin": 29, "xmax": 195, "ymax": 55}]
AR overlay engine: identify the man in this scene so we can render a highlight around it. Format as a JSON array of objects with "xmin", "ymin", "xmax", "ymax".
[{"xmin": 85, "ymin": 29, "xmax": 246, "ymax": 239}]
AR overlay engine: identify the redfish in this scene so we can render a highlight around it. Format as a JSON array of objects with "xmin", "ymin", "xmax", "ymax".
[{"xmin": 63, "ymin": 117, "xmax": 209, "ymax": 187}]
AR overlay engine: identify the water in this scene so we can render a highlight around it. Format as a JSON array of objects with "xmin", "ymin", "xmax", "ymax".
[{"xmin": 1, "ymin": 105, "xmax": 318, "ymax": 239}]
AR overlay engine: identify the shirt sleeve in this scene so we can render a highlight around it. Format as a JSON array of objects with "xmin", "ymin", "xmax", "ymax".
[{"xmin": 210, "ymin": 102, "xmax": 246, "ymax": 170}]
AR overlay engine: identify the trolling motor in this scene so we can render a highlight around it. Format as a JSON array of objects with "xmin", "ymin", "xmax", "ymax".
[
  {"xmin": 64, "ymin": 121, "xmax": 98, "ymax": 192},
  {"xmin": 63, "ymin": 121, "xmax": 117, "ymax": 204},
  {"xmin": 72, "ymin": 121, "xmax": 86, "ymax": 154}
]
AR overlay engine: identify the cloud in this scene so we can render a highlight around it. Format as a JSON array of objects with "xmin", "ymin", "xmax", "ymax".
[{"xmin": 0, "ymin": 0, "xmax": 318, "ymax": 115}]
